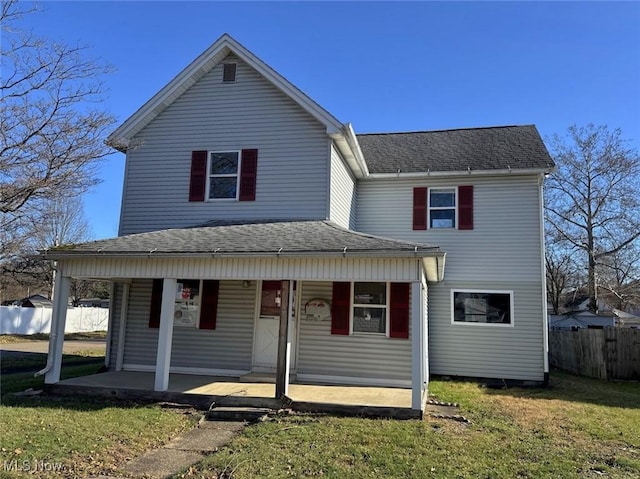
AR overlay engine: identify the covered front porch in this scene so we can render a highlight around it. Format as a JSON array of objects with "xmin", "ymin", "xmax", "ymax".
[
  {"xmin": 48, "ymin": 370, "xmax": 416, "ymax": 418},
  {"xmin": 41, "ymin": 221, "xmax": 446, "ymax": 415}
]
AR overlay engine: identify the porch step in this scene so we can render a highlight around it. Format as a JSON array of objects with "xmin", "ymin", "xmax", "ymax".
[
  {"xmin": 206, "ymin": 406, "xmax": 272, "ymax": 422},
  {"xmin": 239, "ymin": 372, "xmax": 297, "ymax": 383}
]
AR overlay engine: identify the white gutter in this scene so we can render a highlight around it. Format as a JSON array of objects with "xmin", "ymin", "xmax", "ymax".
[
  {"xmin": 367, "ymin": 167, "xmax": 554, "ymax": 179},
  {"xmin": 44, "ymin": 249, "xmax": 446, "ymax": 261}
]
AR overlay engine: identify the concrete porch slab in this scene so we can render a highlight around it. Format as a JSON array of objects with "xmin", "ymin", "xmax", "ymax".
[{"xmin": 49, "ymin": 370, "xmax": 418, "ymax": 418}]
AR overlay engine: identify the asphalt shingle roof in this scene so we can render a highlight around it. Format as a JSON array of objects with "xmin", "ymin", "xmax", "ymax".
[
  {"xmin": 357, "ymin": 125, "xmax": 555, "ymax": 174},
  {"xmin": 45, "ymin": 220, "xmax": 441, "ymax": 258}
]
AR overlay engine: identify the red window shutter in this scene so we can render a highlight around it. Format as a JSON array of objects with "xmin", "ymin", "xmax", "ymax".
[
  {"xmin": 331, "ymin": 282, "xmax": 351, "ymax": 335},
  {"xmin": 389, "ymin": 282, "xmax": 410, "ymax": 339},
  {"xmin": 239, "ymin": 149, "xmax": 258, "ymax": 201},
  {"xmin": 189, "ymin": 150, "xmax": 207, "ymax": 202},
  {"xmin": 199, "ymin": 280, "xmax": 220, "ymax": 330},
  {"xmin": 413, "ymin": 187, "xmax": 427, "ymax": 230},
  {"xmin": 149, "ymin": 279, "xmax": 163, "ymax": 328},
  {"xmin": 458, "ymin": 185, "xmax": 473, "ymax": 230}
]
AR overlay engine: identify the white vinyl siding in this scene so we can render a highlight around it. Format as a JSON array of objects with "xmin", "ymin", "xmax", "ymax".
[
  {"xmin": 329, "ymin": 143, "xmax": 357, "ymax": 229},
  {"xmin": 121, "ymin": 279, "xmax": 255, "ymax": 372},
  {"xmin": 123, "ymin": 279, "xmax": 158, "ymax": 367},
  {"xmin": 296, "ymin": 281, "xmax": 412, "ymax": 383},
  {"xmin": 356, "ymin": 175, "xmax": 544, "ymax": 282},
  {"xmin": 357, "ymin": 175, "xmax": 545, "ymax": 381},
  {"xmin": 119, "ymin": 53, "xmax": 329, "ymax": 235},
  {"xmin": 429, "ymin": 281, "xmax": 544, "ymax": 381}
]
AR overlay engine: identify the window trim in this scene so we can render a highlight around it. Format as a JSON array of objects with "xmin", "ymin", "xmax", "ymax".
[
  {"xmin": 350, "ymin": 282, "xmax": 390, "ymax": 337},
  {"xmin": 450, "ymin": 289, "xmax": 515, "ymax": 327},
  {"xmin": 428, "ymin": 186, "xmax": 457, "ymax": 229},
  {"xmin": 206, "ymin": 150, "xmax": 241, "ymax": 201}
]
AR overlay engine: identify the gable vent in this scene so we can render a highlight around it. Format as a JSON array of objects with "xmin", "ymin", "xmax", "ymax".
[{"xmin": 222, "ymin": 63, "xmax": 237, "ymax": 83}]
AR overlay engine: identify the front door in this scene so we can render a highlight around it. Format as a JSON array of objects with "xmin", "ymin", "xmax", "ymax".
[
  {"xmin": 253, "ymin": 281, "xmax": 296, "ymax": 371},
  {"xmin": 253, "ymin": 281, "xmax": 283, "ymax": 370}
]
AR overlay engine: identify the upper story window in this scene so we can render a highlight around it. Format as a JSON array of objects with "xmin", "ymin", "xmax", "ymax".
[
  {"xmin": 413, "ymin": 185, "xmax": 473, "ymax": 230},
  {"xmin": 429, "ymin": 187, "xmax": 456, "ymax": 228},
  {"xmin": 208, "ymin": 151, "xmax": 240, "ymax": 200},
  {"xmin": 189, "ymin": 149, "xmax": 257, "ymax": 203}
]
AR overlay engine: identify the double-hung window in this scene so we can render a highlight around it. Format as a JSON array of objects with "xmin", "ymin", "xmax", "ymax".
[
  {"xmin": 208, "ymin": 151, "xmax": 240, "ymax": 200},
  {"xmin": 352, "ymin": 282, "xmax": 388, "ymax": 334},
  {"xmin": 429, "ymin": 187, "xmax": 456, "ymax": 228}
]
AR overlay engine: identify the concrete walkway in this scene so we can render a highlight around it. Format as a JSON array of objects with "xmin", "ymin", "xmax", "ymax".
[{"xmin": 121, "ymin": 418, "xmax": 252, "ymax": 479}]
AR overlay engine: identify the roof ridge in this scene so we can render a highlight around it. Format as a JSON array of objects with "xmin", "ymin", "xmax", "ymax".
[{"xmin": 356, "ymin": 125, "xmax": 535, "ymax": 136}]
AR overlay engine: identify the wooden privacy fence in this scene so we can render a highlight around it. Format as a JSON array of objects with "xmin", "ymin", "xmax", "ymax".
[{"xmin": 549, "ymin": 328, "xmax": 640, "ymax": 380}]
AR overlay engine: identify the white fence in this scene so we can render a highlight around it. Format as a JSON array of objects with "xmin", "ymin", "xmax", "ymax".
[{"xmin": 0, "ymin": 306, "xmax": 108, "ymax": 335}]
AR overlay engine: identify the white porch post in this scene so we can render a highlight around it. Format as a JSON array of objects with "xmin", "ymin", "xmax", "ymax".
[
  {"xmin": 275, "ymin": 280, "xmax": 292, "ymax": 398},
  {"xmin": 154, "ymin": 278, "xmax": 176, "ymax": 391},
  {"xmin": 411, "ymin": 280, "xmax": 425, "ymax": 411},
  {"xmin": 422, "ymin": 280, "xmax": 429, "ymax": 388},
  {"xmin": 45, "ymin": 275, "xmax": 71, "ymax": 384},
  {"xmin": 115, "ymin": 282, "xmax": 130, "ymax": 371}
]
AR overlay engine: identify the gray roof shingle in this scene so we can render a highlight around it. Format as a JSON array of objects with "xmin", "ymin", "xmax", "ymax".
[
  {"xmin": 45, "ymin": 220, "xmax": 441, "ymax": 258},
  {"xmin": 357, "ymin": 125, "xmax": 555, "ymax": 174}
]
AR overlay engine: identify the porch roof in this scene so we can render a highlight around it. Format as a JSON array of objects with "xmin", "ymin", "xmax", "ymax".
[{"xmin": 43, "ymin": 220, "xmax": 443, "ymax": 260}]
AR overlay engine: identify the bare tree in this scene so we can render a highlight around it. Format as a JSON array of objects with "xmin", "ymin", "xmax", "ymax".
[
  {"xmin": 0, "ymin": 0, "xmax": 115, "ymax": 217},
  {"xmin": 545, "ymin": 238, "xmax": 580, "ymax": 315},
  {"xmin": 0, "ymin": 196, "xmax": 92, "ymax": 300},
  {"xmin": 545, "ymin": 125, "xmax": 640, "ymax": 312},
  {"xmin": 0, "ymin": 0, "xmax": 114, "ymax": 301}
]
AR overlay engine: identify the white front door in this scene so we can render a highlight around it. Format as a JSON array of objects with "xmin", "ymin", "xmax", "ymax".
[
  {"xmin": 253, "ymin": 281, "xmax": 296, "ymax": 371},
  {"xmin": 253, "ymin": 316, "xmax": 280, "ymax": 370}
]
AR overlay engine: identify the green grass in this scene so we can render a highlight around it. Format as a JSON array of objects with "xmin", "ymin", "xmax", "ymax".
[
  {"xmin": 177, "ymin": 372, "xmax": 640, "ymax": 479},
  {"xmin": 1, "ymin": 349, "xmax": 105, "ymax": 374},
  {"xmin": 0, "ymin": 331, "xmax": 107, "ymax": 344},
  {"xmin": 0, "ymin": 354, "xmax": 198, "ymax": 478}
]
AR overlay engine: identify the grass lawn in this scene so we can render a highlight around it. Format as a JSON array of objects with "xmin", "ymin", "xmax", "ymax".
[
  {"xmin": 178, "ymin": 372, "xmax": 640, "ymax": 479},
  {"xmin": 0, "ymin": 351, "xmax": 198, "ymax": 478},
  {"xmin": 0, "ymin": 331, "xmax": 107, "ymax": 344}
]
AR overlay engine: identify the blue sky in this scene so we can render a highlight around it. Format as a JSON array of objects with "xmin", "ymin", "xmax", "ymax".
[{"xmin": 15, "ymin": 1, "xmax": 640, "ymax": 240}]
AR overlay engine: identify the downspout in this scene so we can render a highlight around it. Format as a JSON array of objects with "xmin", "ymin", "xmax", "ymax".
[
  {"xmin": 35, "ymin": 331, "xmax": 56, "ymax": 377},
  {"xmin": 539, "ymin": 173, "xmax": 550, "ymax": 384}
]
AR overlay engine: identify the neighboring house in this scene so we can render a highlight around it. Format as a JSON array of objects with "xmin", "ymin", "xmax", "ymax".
[
  {"xmin": 77, "ymin": 298, "xmax": 110, "ymax": 308},
  {"xmin": 2, "ymin": 294, "xmax": 52, "ymax": 308},
  {"xmin": 41, "ymin": 34, "xmax": 554, "ymax": 414},
  {"xmin": 549, "ymin": 312, "xmax": 616, "ymax": 330}
]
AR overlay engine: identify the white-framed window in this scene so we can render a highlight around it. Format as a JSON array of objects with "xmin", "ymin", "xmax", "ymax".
[
  {"xmin": 352, "ymin": 282, "xmax": 389, "ymax": 335},
  {"xmin": 429, "ymin": 187, "xmax": 456, "ymax": 229},
  {"xmin": 174, "ymin": 279, "xmax": 201, "ymax": 328},
  {"xmin": 207, "ymin": 151, "xmax": 240, "ymax": 200},
  {"xmin": 451, "ymin": 290, "xmax": 514, "ymax": 326}
]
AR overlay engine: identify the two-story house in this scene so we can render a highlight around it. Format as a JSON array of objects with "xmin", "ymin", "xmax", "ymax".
[{"xmin": 41, "ymin": 34, "xmax": 554, "ymax": 415}]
